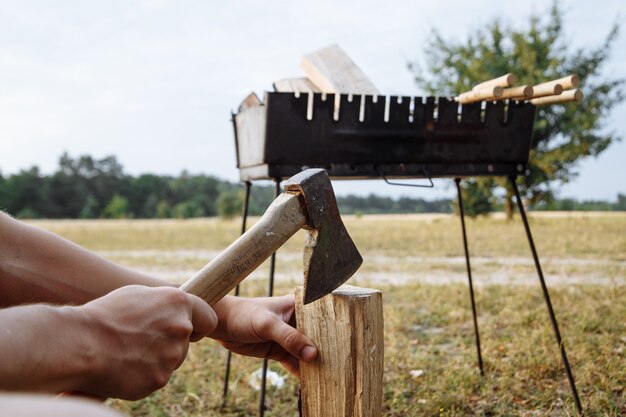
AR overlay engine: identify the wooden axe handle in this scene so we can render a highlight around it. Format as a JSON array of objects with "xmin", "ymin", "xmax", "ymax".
[{"xmin": 180, "ymin": 192, "xmax": 307, "ymax": 305}]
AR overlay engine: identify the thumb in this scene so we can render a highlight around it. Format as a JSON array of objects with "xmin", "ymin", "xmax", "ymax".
[
  {"xmin": 186, "ymin": 294, "xmax": 218, "ymax": 342},
  {"xmin": 263, "ymin": 316, "xmax": 318, "ymax": 362}
]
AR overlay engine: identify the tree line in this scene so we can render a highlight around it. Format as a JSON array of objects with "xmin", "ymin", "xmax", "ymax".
[
  {"xmin": 0, "ymin": 153, "xmax": 623, "ymax": 219},
  {"xmin": 0, "ymin": 153, "xmax": 452, "ymax": 219},
  {"xmin": 0, "ymin": 153, "xmax": 262, "ymax": 219}
]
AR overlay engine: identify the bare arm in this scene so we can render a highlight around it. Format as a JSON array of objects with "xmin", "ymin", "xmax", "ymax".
[
  {"xmin": 0, "ymin": 211, "xmax": 316, "ymax": 397},
  {"xmin": 0, "ymin": 212, "xmax": 219, "ymax": 399},
  {"xmin": 0, "ymin": 393, "xmax": 125, "ymax": 417},
  {"xmin": 0, "ymin": 211, "xmax": 169, "ymax": 306}
]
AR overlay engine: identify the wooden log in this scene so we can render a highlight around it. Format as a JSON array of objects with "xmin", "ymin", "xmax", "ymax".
[
  {"xmin": 530, "ymin": 89, "xmax": 583, "ymax": 105},
  {"xmin": 472, "ymin": 73, "xmax": 517, "ymax": 90},
  {"xmin": 300, "ymin": 44, "xmax": 380, "ymax": 94},
  {"xmin": 273, "ymin": 77, "xmax": 321, "ymax": 93},
  {"xmin": 494, "ymin": 85, "xmax": 534, "ymax": 101},
  {"xmin": 296, "ymin": 285, "xmax": 384, "ymax": 417},
  {"xmin": 456, "ymin": 86, "xmax": 503, "ymax": 104}
]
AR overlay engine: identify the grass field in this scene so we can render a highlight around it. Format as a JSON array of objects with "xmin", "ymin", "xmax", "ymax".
[{"xmin": 29, "ymin": 212, "xmax": 626, "ymax": 416}]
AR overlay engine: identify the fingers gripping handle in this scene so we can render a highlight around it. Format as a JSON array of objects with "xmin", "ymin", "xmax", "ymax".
[{"xmin": 180, "ymin": 192, "xmax": 307, "ymax": 305}]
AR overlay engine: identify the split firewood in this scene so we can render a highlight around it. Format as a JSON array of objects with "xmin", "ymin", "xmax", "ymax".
[
  {"xmin": 296, "ymin": 285, "xmax": 384, "ymax": 417},
  {"xmin": 530, "ymin": 89, "xmax": 583, "ymax": 105},
  {"xmin": 300, "ymin": 44, "xmax": 380, "ymax": 95},
  {"xmin": 273, "ymin": 77, "xmax": 321, "ymax": 93}
]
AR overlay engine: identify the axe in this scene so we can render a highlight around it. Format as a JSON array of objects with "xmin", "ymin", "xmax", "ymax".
[{"xmin": 180, "ymin": 169, "xmax": 362, "ymax": 305}]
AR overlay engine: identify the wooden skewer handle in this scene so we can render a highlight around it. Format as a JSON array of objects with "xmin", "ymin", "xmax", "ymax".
[
  {"xmin": 456, "ymin": 86, "xmax": 503, "ymax": 104},
  {"xmin": 530, "ymin": 89, "xmax": 583, "ymax": 105},
  {"xmin": 495, "ymin": 85, "xmax": 534, "ymax": 100},
  {"xmin": 536, "ymin": 75, "xmax": 580, "ymax": 92},
  {"xmin": 179, "ymin": 192, "xmax": 307, "ymax": 305},
  {"xmin": 473, "ymin": 73, "xmax": 517, "ymax": 90},
  {"xmin": 532, "ymin": 82, "xmax": 564, "ymax": 98}
]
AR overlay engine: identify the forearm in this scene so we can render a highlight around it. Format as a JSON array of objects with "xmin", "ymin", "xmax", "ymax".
[
  {"xmin": 0, "ymin": 211, "xmax": 170, "ymax": 306},
  {"xmin": 0, "ymin": 304, "xmax": 97, "ymax": 393},
  {"xmin": 0, "ymin": 393, "xmax": 125, "ymax": 417}
]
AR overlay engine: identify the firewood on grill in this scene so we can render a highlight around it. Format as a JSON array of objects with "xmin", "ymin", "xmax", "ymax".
[
  {"xmin": 530, "ymin": 89, "xmax": 583, "ymax": 105},
  {"xmin": 456, "ymin": 86, "xmax": 503, "ymax": 104},
  {"xmin": 472, "ymin": 73, "xmax": 517, "ymax": 90},
  {"xmin": 273, "ymin": 77, "xmax": 321, "ymax": 93},
  {"xmin": 300, "ymin": 44, "xmax": 380, "ymax": 95}
]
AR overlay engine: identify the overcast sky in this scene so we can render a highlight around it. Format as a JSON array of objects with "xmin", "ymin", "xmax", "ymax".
[{"xmin": 0, "ymin": 0, "xmax": 624, "ymax": 200}]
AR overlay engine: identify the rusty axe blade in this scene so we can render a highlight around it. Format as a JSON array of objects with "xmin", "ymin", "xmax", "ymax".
[
  {"xmin": 179, "ymin": 169, "xmax": 362, "ymax": 306},
  {"xmin": 284, "ymin": 169, "xmax": 362, "ymax": 304}
]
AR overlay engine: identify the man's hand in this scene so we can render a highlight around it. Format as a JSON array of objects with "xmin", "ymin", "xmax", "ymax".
[
  {"xmin": 0, "ymin": 285, "xmax": 216, "ymax": 400},
  {"xmin": 211, "ymin": 295, "xmax": 317, "ymax": 377},
  {"xmin": 76, "ymin": 286, "xmax": 217, "ymax": 400}
]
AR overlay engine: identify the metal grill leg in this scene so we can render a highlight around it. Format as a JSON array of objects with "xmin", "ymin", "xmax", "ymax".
[
  {"xmin": 222, "ymin": 181, "xmax": 252, "ymax": 407},
  {"xmin": 455, "ymin": 179, "xmax": 484, "ymax": 376},
  {"xmin": 509, "ymin": 177, "xmax": 583, "ymax": 415},
  {"xmin": 259, "ymin": 179, "xmax": 281, "ymax": 417}
]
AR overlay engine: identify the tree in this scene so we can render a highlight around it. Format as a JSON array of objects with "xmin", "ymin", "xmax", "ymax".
[
  {"xmin": 452, "ymin": 179, "xmax": 494, "ymax": 217},
  {"xmin": 217, "ymin": 190, "xmax": 242, "ymax": 219},
  {"xmin": 58, "ymin": 152, "xmax": 131, "ymax": 212},
  {"xmin": 248, "ymin": 185, "xmax": 276, "ymax": 215},
  {"xmin": 616, "ymin": 193, "xmax": 626, "ymax": 211},
  {"xmin": 79, "ymin": 195, "xmax": 100, "ymax": 218},
  {"xmin": 101, "ymin": 194, "xmax": 131, "ymax": 219},
  {"xmin": 172, "ymin": 200, "xmax": 204, "ymax": 219},
  {"xmin": 128, "ymin": 174, "xmax": 171, "ymax": 217},
  {"xmin": 410, "ymin": 2, "xmax": 624, "ymax": 218},
  {"xmin": 155, "ymin": 200, "xmax": 172, "ymax": 218},
  {"xmin": 1, "ymin": 167, "xmax": 44, "ymax": 217},
  {"xmin": 41, "ymin": 172, "xmax": 89, "ymax": 218},
  {"xmin": 0, "ymin": 171, "xmax": 7, "ymax": 211},
  {"xmin": 169, "ymin": 171, "xmax": 220, "ymax": 216}
]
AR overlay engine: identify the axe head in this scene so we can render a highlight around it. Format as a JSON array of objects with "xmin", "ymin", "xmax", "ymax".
[{"xmin": 285, "ymin": 169, "xmax": 363, "ymax": 304}]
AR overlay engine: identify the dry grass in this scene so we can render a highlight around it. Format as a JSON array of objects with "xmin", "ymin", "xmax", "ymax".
[
  {"xmin": 31, "ymin": 212, "xmax": 626, "ymax": 260},
  {"xmin": 107, "ymin": 280, "xmax": 626, "ymax": 416},
  {"xmin": 27, "ymin": 212, "xmax": 626, "ymax": 416}
]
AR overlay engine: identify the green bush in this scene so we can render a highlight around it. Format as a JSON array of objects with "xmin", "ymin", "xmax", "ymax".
[
  {"xmin": 172, "ymin": 201, "xmax": 204, "ymax": 219},
  {"xmin": 101, "ymin": 195, "xmax": 131, "ymax": 219},
  {"xmin": 217, "ymin": 190, "xmax": 242, "ymax": 219}
]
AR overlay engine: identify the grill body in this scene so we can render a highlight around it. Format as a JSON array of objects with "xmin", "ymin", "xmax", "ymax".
[{"xmin": 234, "ymin": 92, "xmax": 536, "ymax": 181}]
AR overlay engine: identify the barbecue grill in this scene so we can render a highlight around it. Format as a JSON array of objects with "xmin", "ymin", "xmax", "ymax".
[
  {"xmin": 225, "ymin": 91, "xmax": 582, "ymax": 416},
  {"xmin": 234, "ymin": 92, "xmax": 535, "ymax": 180}
]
